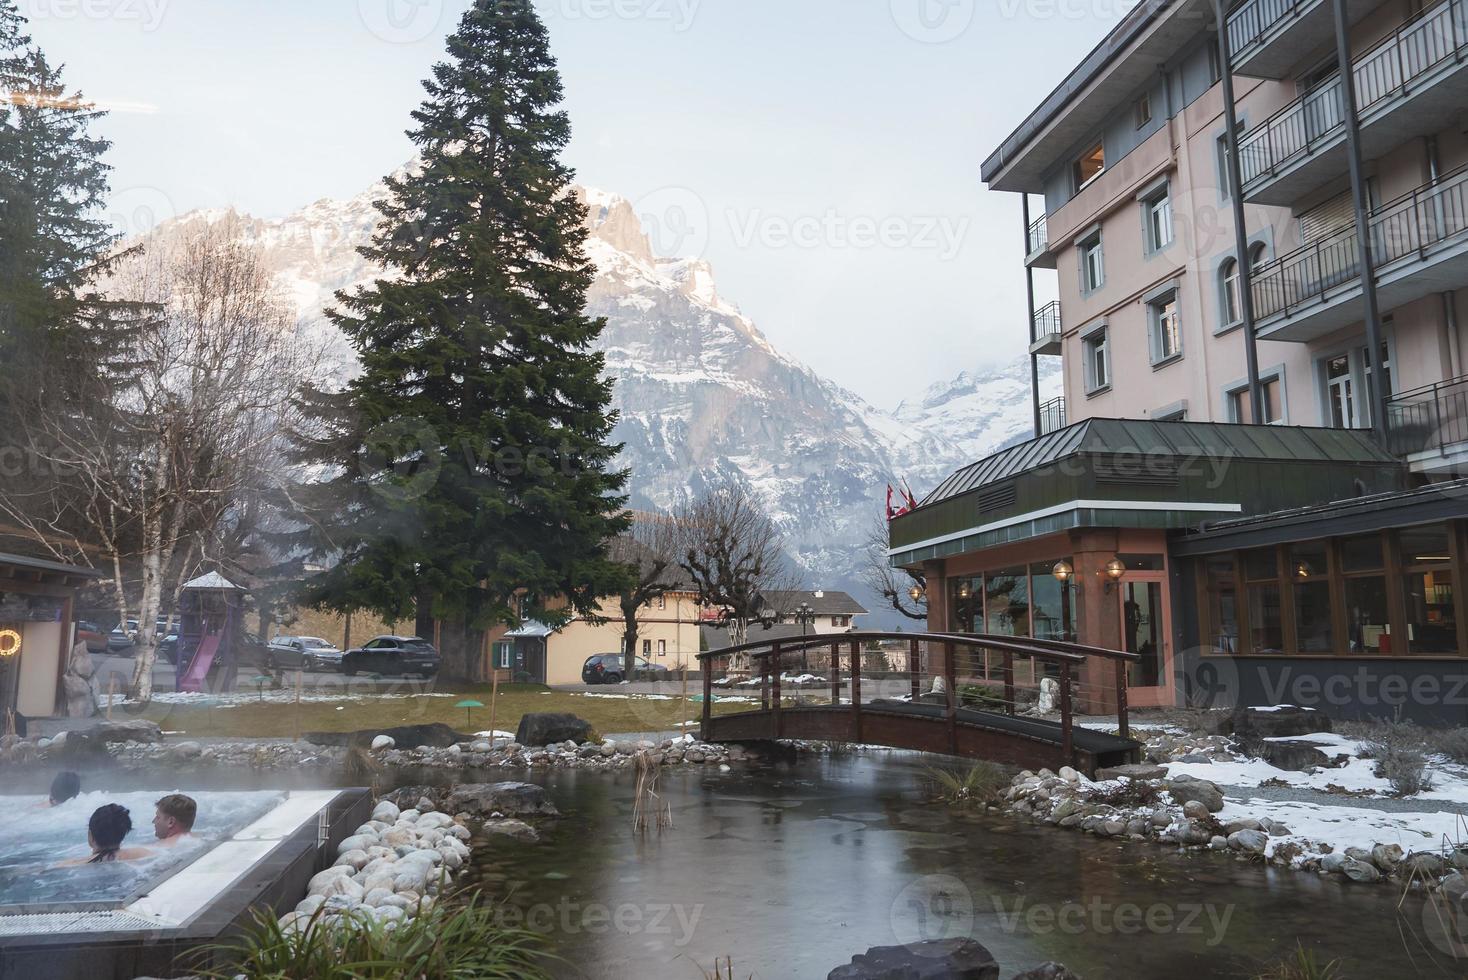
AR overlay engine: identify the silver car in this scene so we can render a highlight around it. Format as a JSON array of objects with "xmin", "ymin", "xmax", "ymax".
[{"xmin": 268, "ymin": 635, "xmax": 343, "ymax": 671}]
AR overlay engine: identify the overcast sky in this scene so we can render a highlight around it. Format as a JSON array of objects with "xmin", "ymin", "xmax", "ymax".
[{"xmin": 27, "ymin": 0, "xmax": 1126, "ymax": 408}]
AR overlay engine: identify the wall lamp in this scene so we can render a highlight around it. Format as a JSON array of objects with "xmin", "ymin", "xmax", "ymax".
[
  {"xmin": 908, "ymin": 584, "xmax": 924, "ymax": 602},
  {"xmin": 1104, "ymin": 557, "xmax": 1127, "ymax": 594}
]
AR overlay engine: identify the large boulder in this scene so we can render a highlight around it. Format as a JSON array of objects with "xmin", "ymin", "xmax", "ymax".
[
  {"xmin": 1095, "ymin": 763, "xmax": 1166, "ymax": 781},
  {"xmin": 445, "ymin": 781, "xmax": 559, "ymax": 818},
  {"xmin": 305, "ymin": 723, "xmax": 470, "ymax": 750},
  {"xmin": 1259, "ymin": 739, "xmax": 1341, "ymax": 771},
  {"xmin": 515, "ymin": 713, "xmax": 593, "ymax": 747},
  {"xmin": 828, "ymin": 940, "xmax": 999, "ymax": 980},
  {"xmin": 1233, "ymin": 705, "xmax": 1332, "ymax": 739},
  {"xmin": 1165, "ymin": 776, "xmax": 1224, "ymax": 813},
  {"xmin": 1012, "ymin": 966, "xmax": 1083, "ymax": 980},
  {"xmin": 52, "ymin": 719, "xmax": 164, "ymax": 759}
]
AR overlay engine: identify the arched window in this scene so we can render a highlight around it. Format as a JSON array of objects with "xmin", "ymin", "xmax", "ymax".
[{"xmin": 1220, "ymin": 244, "xmax": 1268, "ymax": 327}]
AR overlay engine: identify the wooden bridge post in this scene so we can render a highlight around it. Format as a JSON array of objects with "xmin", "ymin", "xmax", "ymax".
[
  {"xmin": 1060, "ymin": 662, "xmax": 1074, "ymax": 765},
  {"xmin": 909, "ymin": 638, "xmax": 920, "ymax": 702},
  {"xmin": 771, "ymin": 645, "xmax": 782, "ymax": 739},
  {"xmin": 701, "ymin": 654, "xmax": 713, "ymax": 740},
  {"xmin": 944, "ymin": 640, "xmax": 958, "ymax": 755},
  {"xmin": 1002, "ymin": 650, "xmax": 1015, "ymax": 717},
  {"xmin": 829, "ymin": 641, "xmax": 841, "ymax": 705},
  {"xmin": 1115, "ymin": 659, "xmax": 1130, "ymax": 741},
  {"xmin": 850, "ymin": 639, "xmax": 862, "ymax": 742}
]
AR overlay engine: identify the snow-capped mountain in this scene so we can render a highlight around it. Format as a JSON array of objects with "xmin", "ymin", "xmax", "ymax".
[{"xmin": 144, "ymin": 169, "xmax": 1048, "ymax": 625}]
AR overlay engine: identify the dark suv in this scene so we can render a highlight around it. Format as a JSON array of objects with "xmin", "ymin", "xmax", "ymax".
[
  {"xmin": 581, "ymin": 653, "xmax": 668, "ymax": 685},
  {"xmin": 342, "ymin": 636, "xmax": 440, "ymax": 678}
]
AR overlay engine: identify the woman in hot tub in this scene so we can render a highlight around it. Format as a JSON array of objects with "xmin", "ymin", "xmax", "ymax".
[{"xmin": 56, "ymin": 804, "xmax": 153, "ymax": 865}]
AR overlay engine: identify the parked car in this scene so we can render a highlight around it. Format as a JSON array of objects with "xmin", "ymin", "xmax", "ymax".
[
  {"xmin": 158, "ymin": 631, "xmax": 179, "ymax": 665},
  {"xmin": 269, "ymin": 635, "xmax": 343, "ymax": 671},
  {"xmin": 107, "ymin": 620, "xmax": 139, "ymax": 652},
  {"xmin": 75, "ymin": 621, "xmax": 107, "ymax": 653},
  {"xmin": 581, "ymin": 653, "xmax": 669, "ymax": 685},
  {"xmin": 341, "ymin": 636, "xmax": 440, "ymax": 678}
]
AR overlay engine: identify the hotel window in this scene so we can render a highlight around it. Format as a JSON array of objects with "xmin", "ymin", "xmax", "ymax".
[
  {"xmin": 1229, "ymin": 374, "xmax": 1284, "ymax": 424},
  {"xmin": 1135, "ymin": 94, "xmax": 1152, "ymax": 129},
  {"xmin": 1220, "ymin": 244, "xmax": 1266, "ymax": 328},
  {"xmin": 1207, "ymin": 39, "xmax": 1223, "ymax": 84},
  {"xmin": 1243, "ymin": 548, "xmax": 1285, "ymax": 654},
  {"xmin": 1148, "ymin": 290, "xmax": 1182, "ymax": 365},
  {"xmin": 1342, "ymin": 534, "xmax": 1391, "ymax": 654},
  {"xmin": 949, "ymin": 577, "xmax": 983, "ymax": 633},
  {"xmin": 985, "ymin": 568, "xmax": 1029, "ymax": 638},
  {"xmin": 1143, "ymin": 188, "xmax": 1173, "ymax": 253},
  {"xmin": 1029, "ymin": 559, "xmax": 1075, "ymax": 644},
  {"xmin": 1325, "ymin": 353, "xmax": 1358, "ymax": 428},
  {"xmin": 1400, "ymin": 525, "xmax": 1459, "ymax": 655},
  {"xmin": 1289, "ymin": 541, "xmax": 1334, "ymax": 653},
  {"xmin": 657, "ymin": 639, "xmax": 666, "ymax": 657},
  {"xmin": 1082, "ymin": 326, "xmax": 1110, "ymax": 394},
  {"xmin": 1080, "ymin": 233, "xmax": 1105, "ymax": 292},
  {"xmin": 1073, "ymin": 141, "xmax": 1105, "ymax": 191},
  {"xmin": 1201, "ymin": 558, "xmax": 1240, "ymax": 654}
]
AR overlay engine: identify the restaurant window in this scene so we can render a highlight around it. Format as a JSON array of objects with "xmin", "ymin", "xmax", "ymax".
[
  {"xmin": 1342, "ymin": 534, "xmax": 1390, "ymax": 654},
  {"xmin": 1289, "ymin": 541, "xmax": 1334, "ymax": 653},
  {"xmin": 1080, "ymin": 233, "xmax": 1105, "ymax": 293},
  {"xmin": 1202, "ymin": 558, "xmax": 1240, "ymax": 654},
  {"xmin": 949, "ymin": 577, "xmax": 983, "ymax": 633},
  {"xmin": 1148, "ymin": 290, "xmax": 1182, "ymax": 364},
  {"xmin": 1230, "ymin": 375, "xmax": 1284, "ymax": 425},
  {"xmin": 1083, "ymin": 325, "xmax": 1110, "ymax": 393},
  {"xmin": 1401, "ymin": 525, "xmax": 1459, "ymax": 655},
  {"xmin": 1244, "ymin": 547, "xmax": 1285, "ymax": 654},
  {"xmin": 1029, "ymin": 560, "xmax": 1075, "ymax": 643},
  {"xmin": 1143, "ymin": 186, "xmax": 1173, "ymax": 254},
  {"xmin": 985, "ymin": 568, "xmax": 1029, "ymax": 638}
]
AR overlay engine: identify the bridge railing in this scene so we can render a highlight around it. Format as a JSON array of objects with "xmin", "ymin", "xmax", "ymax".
[{"xmin": 696, "ymin": 631, "xmax": 1139, "ymax": 762}]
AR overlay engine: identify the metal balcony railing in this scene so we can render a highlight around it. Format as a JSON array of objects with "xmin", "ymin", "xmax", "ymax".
[
  {"xmin": 1027, "ymin": 214, "xmax": 1048, "ymax": 256},
  {"xmin": 1385, "ymin": 375, "xmax": 1468, "ymax": 457},
  {"xmin": 1237, "ymin": 0, "xmax": 1468, "ymax": 187},
  {"xmin": 1038, "ymin": 396, "xmax": 1067, "ymax": 435},
  {"xmin": 1227, "ymin": 0, "xmax": 1308, "ymax": 57},
  {"xmin": 1032, "ymin": 300, "xmax": 1062, "ymax": 340},
  {"xmin": 1251, "ymin": 165, "xmax": 1468, "ymax": 320}
]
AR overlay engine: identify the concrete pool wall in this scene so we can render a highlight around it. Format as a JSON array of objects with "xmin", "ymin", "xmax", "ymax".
[{"xmin": 0, "ymin": 787, "xmax": 371, "ymax": 980}]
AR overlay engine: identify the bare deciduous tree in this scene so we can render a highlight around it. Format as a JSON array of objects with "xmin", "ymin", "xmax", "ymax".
[
  {"xmin": 0, "ymin": 216, "xmax": 318, "ymax": 700},
  {"xmin": 861, "ymin": 512, "xmax": 927, "ymax": 622},
  {"xmin": 677, "ymin": 484, "xmax": 794, "ymax": 672},
  {"xmin": 607, "ymin": 511, "xmax": 685, "ymax": 681}
]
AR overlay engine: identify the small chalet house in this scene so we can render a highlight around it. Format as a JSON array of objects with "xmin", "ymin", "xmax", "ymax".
[
  {"xmin": 0, "ymin": 552, "xmax": 100, "ymax": 722},
  {"xmin": 760, "ymin": 590, "xmax": 869, "ymax": 634}
]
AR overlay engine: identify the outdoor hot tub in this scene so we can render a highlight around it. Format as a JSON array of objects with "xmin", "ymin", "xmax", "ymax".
[{"xmin": 0, "ymin": 787, "xmax": 371, "ymax": 980}]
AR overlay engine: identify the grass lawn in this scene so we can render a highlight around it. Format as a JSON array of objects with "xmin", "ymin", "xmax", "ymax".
[{"xmin": 132, "ymin": 683, "xmax": 755, "ymax": 740}]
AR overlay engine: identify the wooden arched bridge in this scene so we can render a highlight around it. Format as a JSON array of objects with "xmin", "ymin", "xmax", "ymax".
[{"xmin": 697, "ymin": 631, "xmax": 1143, "ymax": 777}]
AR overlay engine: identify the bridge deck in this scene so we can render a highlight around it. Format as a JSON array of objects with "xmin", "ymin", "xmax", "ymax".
[{"xmin": 704, "ymin": 700, "xmax": 1141, "ymax": 775}]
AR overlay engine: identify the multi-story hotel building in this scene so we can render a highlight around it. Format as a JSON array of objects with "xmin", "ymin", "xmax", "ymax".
[{"xmin": 891, "ymin": 0, "xmax": 1468, "ymax": 722}]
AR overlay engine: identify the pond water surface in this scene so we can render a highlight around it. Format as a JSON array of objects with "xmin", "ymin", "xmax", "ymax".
[{"xmin": 20, "ymin": 753, "xmax": 1460, "ymax": 978}]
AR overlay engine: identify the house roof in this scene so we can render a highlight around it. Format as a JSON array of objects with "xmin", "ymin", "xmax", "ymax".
[
  {"xmin": 920, "ymin": 419, "xmax": 1396, "ymax": 510},
  {"xmin": 0, "ymin": 551, "xmax": 103, "ymax": 585},
  {"xmin": 761, "ymin": 590, "xmax": 869, "ymax": 617},
  {"xmin": 700, "ymin": 622, "xmax": 812, "ymax": 652},
  {"xmin": 182, "ymin": 572, "xmax": 243, "ymax": 591},
  {"xmin": 505, "ymin": 620, "xmax": 555, "ymax": 639}
]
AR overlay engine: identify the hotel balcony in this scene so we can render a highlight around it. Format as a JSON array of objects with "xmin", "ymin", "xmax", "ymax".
[
  {"xmin": 1244, "ymin": 165, "xmax": 1468, "ymax": 340},
  {"xmin": 1250, "ymin": 166, "xmax": 1468, "ymax": 341},
  {"xmin": 1037, "ymin": 396, "xmax": 1067, "ymax": 436},
  {"xmin": 1237, "ymin": 0, "xmax": 1468, "ymax": 206},
  {"xmin": 1226, "ymin": 0, "xmax": 1378, "ymax": 80},
  {"xmin": 1385, "ymin": 375, "xmax": 1468, "ymax": 472},
  {"xmin": 1025, "ymin": 213, "xmax": 1056, "ymax": 269},
  {"xmin": 1029, "ymin": 300, "xmax": 1062, "ymax": 355}
]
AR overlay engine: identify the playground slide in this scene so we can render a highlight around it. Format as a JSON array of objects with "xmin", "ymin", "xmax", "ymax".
[{"xmin": 180, "ymin": 633, "xmax": 221, "ymax": 693}]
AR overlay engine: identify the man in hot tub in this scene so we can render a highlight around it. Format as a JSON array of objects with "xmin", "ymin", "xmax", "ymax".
[{"xmin": 151, "ymin": 794, "xmax": 198, "ymax": 846}]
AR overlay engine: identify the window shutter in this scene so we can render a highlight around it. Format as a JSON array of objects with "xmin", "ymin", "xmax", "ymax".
[{"xmin": 1299, "ymin": 192, "xmax": 1353, "ymax": 243}]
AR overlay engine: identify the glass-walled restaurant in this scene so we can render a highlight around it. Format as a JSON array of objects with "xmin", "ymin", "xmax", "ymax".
[{"xmin": 1177, "ymin": 513, "xmax": 1468, "ymax": 724}]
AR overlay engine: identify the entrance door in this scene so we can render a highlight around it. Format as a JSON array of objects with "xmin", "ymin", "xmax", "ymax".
[{"xmin": 1119, "ymin": 575, "xmax": 1173, "ymax": 707}]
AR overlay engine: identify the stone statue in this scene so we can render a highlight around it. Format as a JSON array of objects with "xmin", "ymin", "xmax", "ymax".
[{"xmin": 61, "ymin": 640, "xmax": 99, "ymax": 718}]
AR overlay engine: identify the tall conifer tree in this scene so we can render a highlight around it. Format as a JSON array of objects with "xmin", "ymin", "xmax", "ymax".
[{"xmin": 289, "ymin": 0, "xmax": 630, "ymax": 679}]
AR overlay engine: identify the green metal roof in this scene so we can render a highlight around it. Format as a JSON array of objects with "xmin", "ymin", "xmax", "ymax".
[{"xmin": 921, "ymin": 419, "xmax": 1396, "ymax": 508}]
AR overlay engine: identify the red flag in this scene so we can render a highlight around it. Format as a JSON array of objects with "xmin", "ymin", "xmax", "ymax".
[{"xmin": 886, "ymin": 484, "xmax": 895, "ymax": 521}]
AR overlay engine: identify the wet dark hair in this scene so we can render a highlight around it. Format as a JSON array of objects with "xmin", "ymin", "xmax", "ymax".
[
  {"xmin": 87, "ymin": 804, "xmax": 131, "ymax": 863},
  {"xmin": 49, "ymin": 771, "xmax": 81, "ymax": 805}
]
